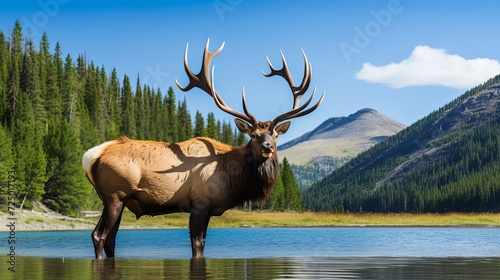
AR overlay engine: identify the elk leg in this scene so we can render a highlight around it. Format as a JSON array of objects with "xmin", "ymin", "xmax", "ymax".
[
  {"xmin": 92, "ymin": 214, "xmax": 106, "ymax": 258},
  {"xmin": 92, "ymin": 200, "xmax": 124, "ymax": 258},
  {"xmin": 189, "ymin": 209, "xmax": 211, "ymax": 258},
  {"xmin": 103, "ymin": 208, "xmax": 124, "ymax": 257}
]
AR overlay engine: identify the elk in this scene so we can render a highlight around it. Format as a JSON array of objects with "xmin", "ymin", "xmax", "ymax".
[{"xmin": 82, "ymin": 40, "xmax": 324, "ymax": 259}]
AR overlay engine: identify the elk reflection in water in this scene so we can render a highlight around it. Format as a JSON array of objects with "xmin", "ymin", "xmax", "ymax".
[{"xmin": 8, "ymin": 256, "xmax": 500, "ymax": 280}]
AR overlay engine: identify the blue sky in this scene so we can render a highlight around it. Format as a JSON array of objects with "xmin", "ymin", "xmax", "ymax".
[{"xmin": 2, "ymin": 0, "xmax": 500, "ymax": 143}]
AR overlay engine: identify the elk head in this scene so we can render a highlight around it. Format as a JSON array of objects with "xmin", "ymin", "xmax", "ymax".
[{"xmin": 175, "ymin": 39, "xmax": 324, "ymax": 161}]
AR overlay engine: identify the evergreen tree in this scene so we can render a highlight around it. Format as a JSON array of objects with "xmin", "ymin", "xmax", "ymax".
[
  {"xmin": 7, "ymin": 21, "xmax": 23, "ymax": 126},
  {"xmin": 194, "ymin": 110, "xmax": 205, "ymax": 137},
  {"xmin": 10, "ymin": 21, "xmax": 24, "ymax": 56},
  {"xmin": 106, "ymin": 68, "xmax": 121, "ymax": 139},
  {"xmin": 0, "ymin": 125, "xmax": 14, "ymax": 204},
  {"xmin": 206, "ymin": 112, "xmax": 218, "ymax": 140},
  {"xmin": 0, "ymin": 31, "xmax": 9, "ymax": 126},
  {"xmin": 120, "ymin": 75, "xmax": 136, "ymax": 138},
  {"xmin": 38, "ymin": 32, "xmax": 49, "ymax": 96},
  {"xmin": 161, "ymin": 91, "xmax": 171, "ymax": 141},
  {"xmin": 265, "ymin": 172, "xmax": 285, "ymax": 211},
  {"xmin": 177, "ymin": 98, "xmax": 193, "ymax": 141},
  {"xmin": 53, "ymin": 42, "xmax": 64, "ymax": 94},
  {"xmin": 150, "ymin": 89, "xmax": 164, "ymax": 140},
  {"xmin": 21, "ymin": 37, "xmax": 47, "ymax": 123},
  {"xmin": 13, "ymin": 93, "xmax": 47, "ymax": 208},
  {"xmin": 94, "ymin": 66, "xmax": 108, "ymax": 142},
  {"xmin": 220, "ymin": 120, "xmax": 234, "ymax": 144},
  {"xmin": 83, "ymin": 63, "xmax": 97, "ymax": 120},
  {"xmin": 44, "ymin": 119, "xmax": 90, "ymax": 215},
  {"xmin": 236, "ymin": 128, "xmax": 247, "ymax": 146},
  {"xmin": 141, "ymin": 84, "xmax": 152, "ymax": 139},
  {"xmin": 166, "ymin": 87, "xmax": 178, "ymax": 142},
  {"xmin": 281, "ymin": 157, "xmax": 302, "ymax": 210},
  {"xmin": 76, "ymin": 54, "xmax": 86, "ymax": 79},
  {"xmin": 77, "ymin": 87, "xmax": 99, "ymax": 150},
  {"xmin": 43, "ymin": 35, "xmax": 62, "ymax": 119},
  {"xmin": 135, "ymin": 75, "xmax": 146, "ymax": 139},
  {"xmin": 216, "ymin": 120, "xmax": 222, "ymax": 140},
  {"xmin": 62, "ymin": 54, "xmax": 78, "ymax": 125}
]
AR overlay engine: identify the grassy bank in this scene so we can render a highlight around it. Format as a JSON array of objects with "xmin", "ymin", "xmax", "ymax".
[
  {"xmin": 2, "ymin": 209, "xmax": 500, "ymax": 231},
  {"xmin": 118, "ymin": 209, "xmax": 500, "ymax": 228}
]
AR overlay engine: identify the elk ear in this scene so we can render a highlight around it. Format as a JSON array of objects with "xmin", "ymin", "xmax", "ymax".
[
  {"xmin": 275, "ymin": 121, "xmax": 291, "ymax": 135},
  {"xmin": 235, "ymin": 118, "xmax": 252, "ymax": 134}
]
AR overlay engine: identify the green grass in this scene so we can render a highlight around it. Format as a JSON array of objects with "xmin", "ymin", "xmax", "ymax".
[
  {"xmin": 24, "ymin": 217, "xmax": 45, "ymax": 224},
  {"xmin": 115, "ymin": 209, "xmax": 500, "ymax": 228}
]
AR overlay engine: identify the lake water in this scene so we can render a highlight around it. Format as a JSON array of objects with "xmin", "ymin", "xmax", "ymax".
[{"xmin": 4, "ymin": 227, "xmax": 500, "ymax": 279}]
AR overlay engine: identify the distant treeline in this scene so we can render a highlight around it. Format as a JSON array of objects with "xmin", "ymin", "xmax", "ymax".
[{"xmin": 0, "ymin": 21, "xmax": 301, "ymax": 215}]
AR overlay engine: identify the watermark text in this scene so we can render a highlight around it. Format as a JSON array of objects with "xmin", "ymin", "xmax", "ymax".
[{"xmin": 5, "ymin": 170, "xmax": 17, "ymax": 272}]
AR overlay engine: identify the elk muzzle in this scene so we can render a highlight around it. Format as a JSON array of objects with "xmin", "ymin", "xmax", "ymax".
[{"xmin": 261, "ymin": 142, "xmax": 274, "ymax": 158}]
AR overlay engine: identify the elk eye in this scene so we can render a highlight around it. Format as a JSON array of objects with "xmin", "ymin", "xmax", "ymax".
[{"xmin": 251, "ymin": 134, "xmax": 257, "ymax": 139}]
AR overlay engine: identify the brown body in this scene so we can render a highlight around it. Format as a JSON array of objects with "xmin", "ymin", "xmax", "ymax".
[
  {"xmin": 84, "ymin": 40, "xmax": 324, "ymax": 258},
  {"xmin": 83, "ymin": 131, "xmax": 282, "ymax": 258}
]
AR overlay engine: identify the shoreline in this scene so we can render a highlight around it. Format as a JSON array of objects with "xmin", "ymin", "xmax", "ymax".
[{"xmin": 2, "ymin": 209, "xmax": 500, "ymax": 232}]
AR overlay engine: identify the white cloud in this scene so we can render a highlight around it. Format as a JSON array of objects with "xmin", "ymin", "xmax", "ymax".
[{"xmin": 355, "ymin": 45, "xmax": 500, "ymax": 89}]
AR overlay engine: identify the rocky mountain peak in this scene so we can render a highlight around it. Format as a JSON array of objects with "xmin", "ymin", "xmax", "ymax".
[{"xmin": 278, "ymin": 108, "xmax": 406, "ymax": 165}]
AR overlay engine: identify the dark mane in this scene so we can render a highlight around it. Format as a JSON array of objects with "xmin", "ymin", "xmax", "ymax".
[{"xmin": 225, "ymin": 143, "xmax": 279, "ymax": 207}]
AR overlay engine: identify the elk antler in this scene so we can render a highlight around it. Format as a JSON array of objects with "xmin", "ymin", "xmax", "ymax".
[
  {"xmin": 175, "ymin": 39, "xmax": 256, "ymax": 124},
  {"xmin": 264, "ymin": 50, "xmax": 325, "ymax": 125}
]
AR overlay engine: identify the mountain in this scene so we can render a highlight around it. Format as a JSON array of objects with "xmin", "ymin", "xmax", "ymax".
[
  {"xmin": 303, "ymin": 76, "xmax": 500, "ymax": 213},
  {"xmin": 278, "ymin": 108, "xmax": 406, "ymax": 165}
]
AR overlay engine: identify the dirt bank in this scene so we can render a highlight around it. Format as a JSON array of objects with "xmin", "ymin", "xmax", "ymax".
[{"xmin": 0, "ymin": 206, "xmax": 96, "ymax": 232}]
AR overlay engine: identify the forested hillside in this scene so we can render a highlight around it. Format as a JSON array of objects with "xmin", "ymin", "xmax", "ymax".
[
  {"xmin": 291, "ymin": 156, "xmax": 350, "ymax": 190},
  {"xmin": 0, "ymin": 21, "xmax": 301, "ymax": 216},
  {"xmin": 304, "ymin": 75, "xmax": 500, "ymax": 213}
]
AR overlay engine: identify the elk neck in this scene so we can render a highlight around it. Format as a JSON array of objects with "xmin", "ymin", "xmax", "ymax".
[{"xmin": 223, "ymin": 141, "xmax": 279, "ymax": 206}]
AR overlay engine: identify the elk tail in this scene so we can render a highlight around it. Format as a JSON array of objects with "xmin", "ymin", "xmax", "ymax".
[{"xmin": 82, "ymin": 141, "xmax": 114, "ymax": 187}]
